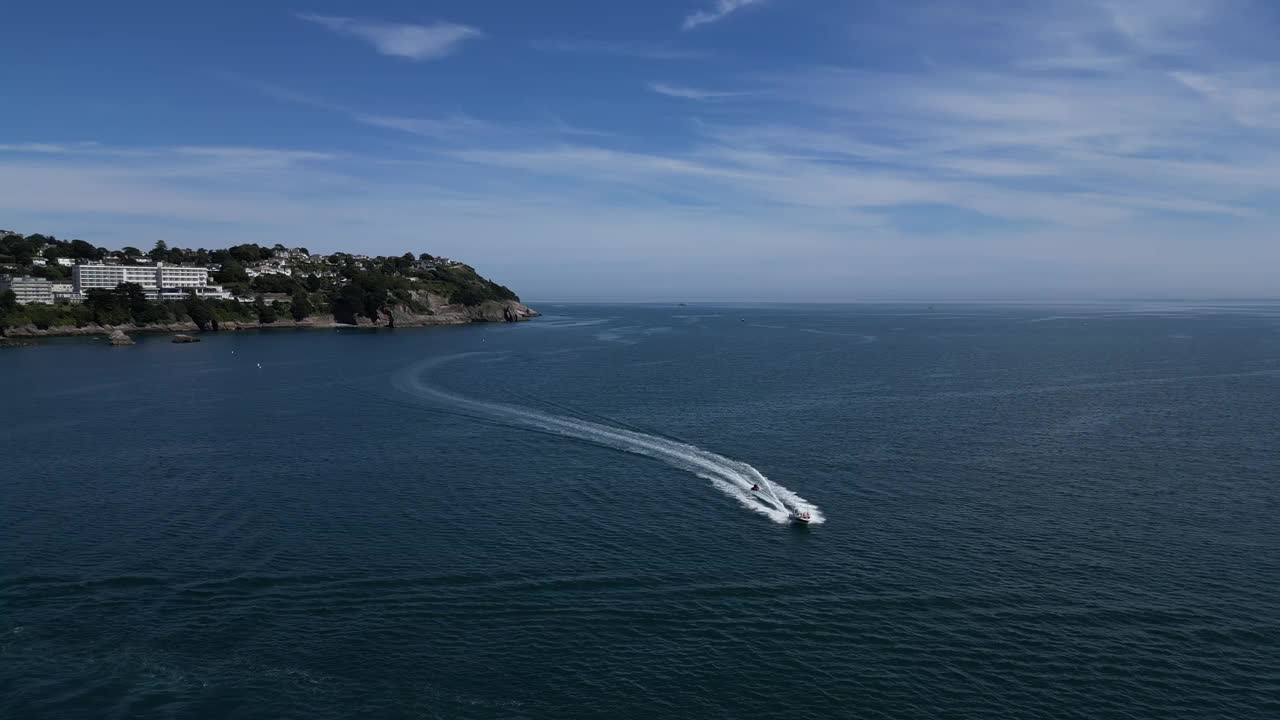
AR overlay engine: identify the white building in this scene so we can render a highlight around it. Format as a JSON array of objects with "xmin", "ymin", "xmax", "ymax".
[
  {"xmin": 156, "ymin": 265, "xmax": 210, "ymax": 289},
  {"xmin": 0, "ymin": 275, "xmax": 55, "ymax": 304},
  {"xmin": 55, "ymin": 257, "xmax": 76, "ymax": 267},
  {"xmin": 50, "ymin": 282, "xmax": 82, "ymax": 304},
  {"xmin": 74, "ymin": 264, "xmax": 164, "ymax": 291},
  {"xmin": 72, "ymin": 263, "xmax": 230, "ymax": 301},
  {"xmin": 157, "ymin": 285, "xmax": 232, "ymax": 301},
  {"xmin": 245, "ymin": 259, "xmax": 291, "ymax": 279}
]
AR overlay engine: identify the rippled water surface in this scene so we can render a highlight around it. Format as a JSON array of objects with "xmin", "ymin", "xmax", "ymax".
[{"xmin": 3, "ymin": 303, "xmax": 1279, "ymax": 719}]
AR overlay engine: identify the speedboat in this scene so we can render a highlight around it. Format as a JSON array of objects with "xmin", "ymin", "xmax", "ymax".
[{"xmin": 791, "ymin": 510, "xmax": 812, "ymax": 524}]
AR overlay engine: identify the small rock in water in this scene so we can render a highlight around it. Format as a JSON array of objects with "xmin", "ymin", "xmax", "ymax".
[
  {"xmin": 108, "ymin": 329, "xmax": 135, "ymax": 346},
  {"xmin": 172, "ymin": 334, "xmax": 201, "ymax": 344}
]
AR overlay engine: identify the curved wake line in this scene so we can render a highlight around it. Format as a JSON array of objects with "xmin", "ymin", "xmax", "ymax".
[{"xmin": 392, "ymin": 355, "xmax": 824, "ymax": 525}]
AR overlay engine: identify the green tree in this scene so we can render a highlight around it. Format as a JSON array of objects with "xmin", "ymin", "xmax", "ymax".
[
  {"xmin": 117, "ymin": 282, "xmax": 149, "ymax": 322},
  {"xmin": 253, "ymin": 296, "xmax": 277, "ymax": 324},
  {"xmin": 452, "ymin": 285, "xmax": 486, "ymax": 307},
  {"xmin": 0, "ymin": 289, "xmax": 16, "ymax": 313},
  {"xmin": 214, "ymin": 260, "xmax": 249, "ymax": 284},
  {"xmin": 331, "ymin": 284, "xmax": 364, "ymax": 325},
  {"xmin": 184, "ymin": 293, "xmax": 212, "ymax": 331},
  {"xmin": 304, "ymin": 273, "xmax": 323, "ymax": 292},
  {"xmin": 122, "ymin": 246, "xmax": 142, "ymax": 258},
  {"xmin": 228, "ymin": 244, "xmax": 265, "ymax": 263},
  {"xmin": 250, "ymin": 273, "xmax": 298, "ymax": 294},
  {"xmin": 148, "ymin": 240, "xmax": 168, "ymax": 262},
  {"xmin": 85, "ymin": 288, "xmax": 130, "ymax": 325},
  {"xmin": 31, "ymin": 264, "xmax": 70, "ymax": 281},
  {"xmin": 138, "ymin": 301, "xmax": 172, "ymax": 325},
  {"xmin": 361, "ymin": 272, "xmax": 392, "ymax": 319},
  {"xmin": 290, "ymin": 289, "xmax": 313, "ymax": 321}
]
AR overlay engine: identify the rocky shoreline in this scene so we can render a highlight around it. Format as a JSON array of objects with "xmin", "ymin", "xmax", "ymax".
[{"xmin": 2, "ymin": 298, "xmax": 538, "ymax": 341}]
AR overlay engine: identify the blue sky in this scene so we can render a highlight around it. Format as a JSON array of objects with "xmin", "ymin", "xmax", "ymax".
[{"xmin": 3, "ymin": 0, "xmax": 1279, "ymax": 299}]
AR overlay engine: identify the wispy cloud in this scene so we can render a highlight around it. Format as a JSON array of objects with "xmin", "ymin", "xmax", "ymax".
[
  {"xmin": 530, "ymin": 39, "xmax": 706, "ymax": 60},
  {"xmin": 10, "ymin": 0, "xmax": 1280, "ymax": 299},
  {"xmin": 220, "ymin": 75, "xmax": 495, "ymax": 142},
  {"xmin": 439, "ymin": 0, "xmax": 1279, "ymax": 237},
  {"xmin": 648, "ymin": 83, "xmax": 748, "ymax": 100},
  {"xmin": 169, "ymin": 146, "xmax": 337, "ymax": 169},
  {"xmin": 683, "ymin": 0, "xmax": 764, "ymax": 31},
  {"xmin": 0, "ymin": 142, "xmax": 100, "ymax": 154},
  {"xmin": 355, "ymin": 113, "xmax": 503, "ymax": 140},
  {"xmin": 1101, "ymin": 0, "xmax": 1221, "ymax": 54},
  {"xmin": 295, "ymin": 13, "xmax": 482, "ymax": 60},
  {"xmin": 1170, "ymin": 70, "xmax": 1280, "ymax": 129},
  {"xmin": 0, "ymin": 142, "xmax": 342, "ymax": 178}
]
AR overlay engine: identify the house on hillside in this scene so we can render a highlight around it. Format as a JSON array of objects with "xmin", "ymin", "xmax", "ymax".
[{"xmin": 0, "ymin": 275, "xmax": 54, "ymax": 304}]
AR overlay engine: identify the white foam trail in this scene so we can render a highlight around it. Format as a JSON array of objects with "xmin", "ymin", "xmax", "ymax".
[{"xmin": 393, "ymin": 356, "xmax": 824, "ymax": 525}]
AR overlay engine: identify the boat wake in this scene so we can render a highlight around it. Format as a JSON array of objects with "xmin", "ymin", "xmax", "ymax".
[{"xmin": 392, "ymin": 355, "xmax": 823, "ymax": 525}]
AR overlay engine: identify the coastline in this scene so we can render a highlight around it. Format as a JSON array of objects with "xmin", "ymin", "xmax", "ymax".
[{"xmin": 2, "ymin": 299, "xmax": 539, "ymax": 341}]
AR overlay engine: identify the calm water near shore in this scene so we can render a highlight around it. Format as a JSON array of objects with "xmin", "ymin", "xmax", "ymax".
[{"xmin": 2, "ymin": 302, "xmax": 1279, "ymax": 719}]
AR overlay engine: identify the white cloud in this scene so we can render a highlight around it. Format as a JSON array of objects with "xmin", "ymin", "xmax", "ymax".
[
  {"xmin": 356, "ymin": 113, "xmax": 502, "ymax": 140},
  {"xmin": 295, "ymin": 13, "xmax": 481, "ymax": 60},
  {"xmin": 530, "ymin": 39, "xmax": 706, "ymax": 60},
  {"xmin": 169, "ymin": 146, "xmax": 336, "ymax": 167},
  {"xmin": 682, "ymin": 0, "xmax": 764, "ymax": 31},
  {"xmin": 226, "ymin": 76, "xmax": 613, "ymax": 144},
  {"xmin": 0, "ymin": 142, "xmax": 103, "ymax": 154},
  {"xmin": 9, "ymin": 0, "xmax": 1280, "ymax": 299},
  {"xmin": 5, "ymin": 134, "xmax": 1279, "ymax": 299},
  {"xmin": 1170, "ymin": 70, "xmax": 1280, "ymax": 128},
  {"xmin": 1101, "ymin": 0, "xmax": 1223, "ymax": 53},
  {"xmin": 648, "ymin": 82, "xmax": 747, "ymax": 100}
]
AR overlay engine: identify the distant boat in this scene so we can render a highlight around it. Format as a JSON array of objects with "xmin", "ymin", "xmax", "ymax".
[
  {"xmin": 791, "ymin": 509, "xmax": 812, "ymax": 524},
  {"xmin": 678, "ymin": 303, "xmax": 688, "ymax": 306}
]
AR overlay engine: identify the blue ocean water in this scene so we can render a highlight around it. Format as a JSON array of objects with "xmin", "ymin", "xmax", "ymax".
[{"xmin": 2, "ymin": 302, "xmax": 1279, "ymax": 719}]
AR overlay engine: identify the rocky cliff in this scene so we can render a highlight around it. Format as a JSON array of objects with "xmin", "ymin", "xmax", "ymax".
[
  {"xmin": 3, "ymin": 295, "xmax": 538, "ymax": 338},
  {"xmin": 385, "ymin": 293, "xmax": 539, "ymax": 326}
]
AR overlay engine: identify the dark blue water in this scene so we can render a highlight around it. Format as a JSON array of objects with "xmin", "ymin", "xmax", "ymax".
[{"xmin": 3, "ymin": 303, "xmax": 1279, "ymax": 719}]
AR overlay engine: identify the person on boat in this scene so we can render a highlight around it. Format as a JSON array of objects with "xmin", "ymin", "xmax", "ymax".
[{"xmin": 751, "ymin": 484, "xmax": 760, "ymax": 492}]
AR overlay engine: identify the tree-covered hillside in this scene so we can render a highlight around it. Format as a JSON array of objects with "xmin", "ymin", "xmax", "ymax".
[{"xmin": 0, "ymin": 231, "xmax": 522, "ymax": 333}]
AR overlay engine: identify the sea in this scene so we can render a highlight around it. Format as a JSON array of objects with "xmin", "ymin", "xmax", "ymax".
[{"xmin": 2, "ymin": 302, "xmax": 1278, "ymax": 719}]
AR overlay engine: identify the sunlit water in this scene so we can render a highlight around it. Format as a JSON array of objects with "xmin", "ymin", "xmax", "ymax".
[{"xmin": 3, "ymin": 302, "xmax": 1279, "ymax": 719}]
